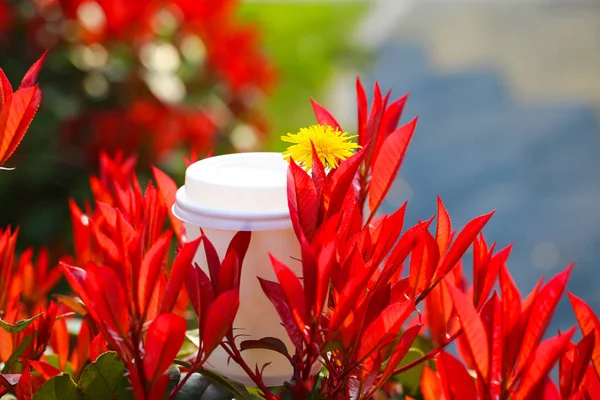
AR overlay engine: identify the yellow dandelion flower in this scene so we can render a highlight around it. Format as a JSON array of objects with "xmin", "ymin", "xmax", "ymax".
[{"xmin": 281, "ymin": 124, "xmax": 361, "ymax": 171}]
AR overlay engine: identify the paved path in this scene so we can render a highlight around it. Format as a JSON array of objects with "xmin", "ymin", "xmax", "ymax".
[{"xmin": 359, "ymin": 3, "xmax": 600, "ymax": 333}]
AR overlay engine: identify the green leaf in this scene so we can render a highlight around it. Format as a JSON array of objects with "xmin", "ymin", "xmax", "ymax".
[
  {"xmin": 322, "ymin": 340, "xmax": 343, "ymax": 353},
  {"xmin": 392, "ymin": 335, "xmax": 434, "ymax": 397},
  {"xmin": 186, "ymin": 329, "xmax": 200, "ymax": 348},
  {"xmin": 2, "ymin": 334, "xmax": 32, "ymax": 373},
  {"xmin": 196, "ymin": 367, "xmax": 252, "ymax": 400},
  {"xmin": 173, "ymin": 372, "xmax": 235, "ymax": 400},
  {"xmin": 165, "ymin": 365, "xmax": 182, "ymax": 398},
  {"xmin": 0, "ymin": 313, "xmax": 43, "ymax": 334},
  {"xmin": 33, "ymin": 374, "xmax": 80, "ymax": 400},
  {"xmin": 44, "ymin": 354, "xmax": 75, "ymax": 377},
  {"xmin": 246, "ymin": 387, "xmax": 268, "ymax": 399},
  {"xmin": 306, "ymin": 375, "xmax": 322, "ymax": 400},
  {"xmin": 177, "ymin": 339, "xmax": 198, "ymax": 361},
  {"xmin": 240, "ymin": 337, "xmax": 290, "ymax": 360},
  {"xmin": 77, "ymin": 351, "xmax": 131, "ymax": 400},
  {"xmin": 54, "ymin": 295, "xmax": 87, "ymax": 316}
]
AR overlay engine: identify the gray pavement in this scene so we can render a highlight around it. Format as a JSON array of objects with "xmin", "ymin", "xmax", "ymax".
[{"xmin": 360, "ymin": 2, "xmax": 600, "ymax": 333}]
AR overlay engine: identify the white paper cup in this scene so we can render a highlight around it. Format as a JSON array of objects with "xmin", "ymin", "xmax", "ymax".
[{"xmin": 172, "ymin": 152, "xmax": 302, "ymax": 387}]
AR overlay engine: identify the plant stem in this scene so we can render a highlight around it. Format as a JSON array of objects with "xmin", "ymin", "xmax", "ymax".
[
  {"xmin": 131, "ymin": 330, "xmax": 149, "ymax": 399},
  {"xmin": 168, "ymin": 346, "xmax": 206, "ymax": 400},
  {"xmin": 387, "ymin": 329, "xmax": 462, "ymax": 376},
  {"xmin": 222, "ymin": 336, "xmax": 277, "ymax": 400}
]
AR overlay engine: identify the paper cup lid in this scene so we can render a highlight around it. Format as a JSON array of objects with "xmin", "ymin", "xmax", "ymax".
[{"xmin": 172, "ymin": 152, "xmax": 292, "ymax": 231}]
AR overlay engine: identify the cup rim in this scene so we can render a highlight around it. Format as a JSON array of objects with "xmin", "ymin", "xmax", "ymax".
[{"xmin": 173, "ymin": 187, "xmax": 293, "ymax": 231}]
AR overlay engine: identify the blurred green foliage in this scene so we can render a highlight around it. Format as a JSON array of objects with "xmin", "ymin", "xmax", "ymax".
[
  {"xmin": 0, "ymin": 2, "xmax": 367, "ymax": 253},
  {"xmin": 238, "ymin": 3, "xmax": 367, "ymax": 152}
]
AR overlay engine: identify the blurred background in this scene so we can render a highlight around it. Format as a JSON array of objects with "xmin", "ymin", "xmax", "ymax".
[{"xmin": 0, "ymin": 0, "xmax": 598, "ymax": 332}]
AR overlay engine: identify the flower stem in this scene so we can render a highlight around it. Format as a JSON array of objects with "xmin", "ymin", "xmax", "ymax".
[
  {"xmin": 387, "ymin": 329, "xmax": 462, "ymax": 377},
  {"xmin": 222, "ymin": 335, "xmax": 277, "ymax": 400}
]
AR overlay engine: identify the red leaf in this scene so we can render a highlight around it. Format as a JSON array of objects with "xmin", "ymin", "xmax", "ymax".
[
  {"xmin": 421, "ymin": 365, "xmax": 444, "ymax": 400},
  {"xmin": 522, "ymin": 278, "xmax": 544, "ymax": 316},
  {"xmin": 381, "ymin": 218, "xmax": 433, "ymax": 285},
  {"xmin": 0, "ymin": 70, "xmax": 12, "ymax": 107},
  {"xmin": 0, "ymin": 86, "xmax": 41, "ymax": 165},
  {"xmin": 90, "ymin": 333, "xmax": 108, "ymax": 362},
  {"xmin": 475, "ymin": 244, "xmax": 511, "ymax": 308},
  {"xmin": 368, "ymin": 118, "xmax": 417, "ymax": 216},
  {"xmin": 219, "ymin": 231, "xmax": 251, "ymax": 293},
  {"xmin": 310, "ymin": 98, "xmax": 342, "ymax": 132},
  {"xmin": 366, "ymin": 87, "xmax": 389, "ymax": 168},
  {"xmin": 334, "ymin": 197, "xmax": 360, "ymax": 244},
  {"xmin": 409, "ymin": 230, "xmax": 440, "ymax": 297},
  {"xmin": 438, "ymin": 211, "xmax": 495, "ymax": 277},
  {"xmin": 381, "ymin": 93, "xmax": 408, "ymax": 136},
  {"xmin": 571, "ymin": 333, "xmax": 596, "ymax": 395},
  {"xmin": 16, "ymin": 366, "xmax": 33, "ymax": 400},
  {"xmin": 425, "ymin": 281, "xmax": 452, "ymax": 344},
  {"xmin": 408, "ymin": 237, "xmax": 426, "ymax": 294},
  {"xmin": 225, "ymin": 231, "xmax": 252, "ymax": 264},
  {"xmin": 71, "ymin": 320, "xmax": 92, "ymax": 372},
  {"xmin": 5, "ymin": 89, "xmax": 41, "ymax": 164},
  {"xmin": 19, "ymin": 51, "xmax": 47, "ymax": 89},
  {"xmin": 200, "ymin": 234, "xmax": 221, "ymax": 292},
  {"xmin": 371, "ymin": 203, "xmax": 407, "ymax": 265},
  {"xmin": 315, "ymin": 241, "xmax": 336, "ymax": 317},
  {"xmin": 499, "ymin": 263, "xmax": 523, "ymax": 371},
  {"xmin": 185, "ymin": 263, "xmax": 214, "ymax": 324},
  {"xmin": 357, "ymin": 300, "xmax": 415, "ymax": 361},
  {"xmin": 160, "ymin": 237, "xmax": 201, "ymax": 314},
  {"xmin": 371, "ymin": 92, "xmax": 408, "ymax": 167},
  {"xmin": 356, "ymin": 77, "xmax": 368, "ymax": 148},
  {"xmin": 378, "ymin": 324, "xmax": 422, "ymax": 385},
  {"xmin": 91, "ymin": 226, "xmax": 120, "ymax": 266},
  {"xmin": 329, "ymin": 253, "xmax": 369, "ymax": 331},
  {"xmin": 28, "ymin": 361, "xmax": 61, "ymax": 380},
  {"xmin": 85, "ymin": 264, "xmax": 130, "ymax": 340},
  {"xmin": 152, "ymin": 166, "xmax": 184, "ymax": 242},
  {"xmin": 328, "ymin": 147, "xmax": 366, "ymax": 216},
  {"xmin": 446, "ymin": 280, "xmax": 489, "ymax": 382},
  {"xmin": 60, "ymin": 264, "xmax": 91, "ymax": 307},
  {"xmin": 436, "ymin": 196, "xmax": 452, "ymax": 254},
  {"xmin": 270, "ymin": 254, "xmax": 307, "ymax": 329},
  {"xmin": 560, "ymin": 342, "xmax": 576, "ymax": 397},
  {"xmin": 516, "ymin": 264, "xmax": 572, "ymax": 375},
  {"xmin": 148, "ymin": 374, "xmax": 170, "ymax": 400},
  {"xmin": 0, "ymin": 374, "xmax": 20, "ymax": 389},
  {"xmin": 0, "ymin": 52, "xmax": 45, "ymax": 166},
  {"xmin": 258, "ymin": 278, "xmax": 304, "ymax": 350},
  {"xmin": 218, "ymin": 252, "xmax": 240, "ymax": 295},
  {"xmin": 360, "ymin": 352, "xmax": 383, "ymax": 397},
  {"xmin": 68, "ymin": 200, "xmax": 93, "ymax": 267},
  {"xmin": 143, "ymin": 314, "xmax": 186, "ymax": 384},
  {"xmin": 311, "ymin": 142, "xmax": 328, "ymax": 200},
  {"xmin": 287, "ymin": 159, "xmax": 319, "ymax": 241},
  {"xmin": 240, "ymin": 337, "xmax": 291, "ymax": 360},
  {"xmin": 364, "ymin": 83, "xmax": 384, "ymax": 158},
  {"xmin": 202, "ymin": 289, "xmax": 239, "ymax": 357},
  {"xmin": 569, "ymin": 292, "xmax": 600, "ymax": 378},
  {"xmin": 437, "ymin": 350, "xmax": 477, "ymax": 400},
  {"xmin": 361, "ymin": 282, "xmax": 392, "ymax": 331},
  {"xmin": 50, "ymin": 316, "xmax": 69, "ymax": 370},
  {"xmin": 139, "ymin": 233, "xmax": 171, "ymax": 316},
  {"xmin": 299, "ymin": 238, "xmax": 318, "ymax": 317},
  {"xmin": 514, "ymin": 327, "xmax": 575, "ymax": 400},
  {"xmin": 582, "ymin": 364, "xmax": 600, "ymax": 394},
  {"xmin": 487, "ymin": 294, "xmax": 503, "ymax": 399},
  {"xmin": 541, "ymin": 376, "xmax": 562, "ymax": 400}
]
